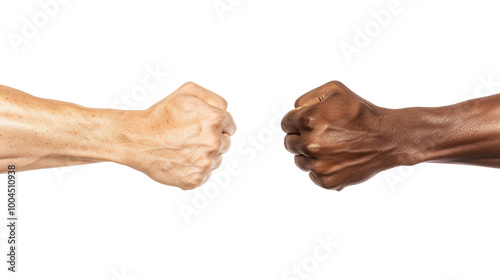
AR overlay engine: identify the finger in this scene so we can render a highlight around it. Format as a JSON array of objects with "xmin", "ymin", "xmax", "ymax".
[
  {"xmin": 178, "ymin": 82, "xmax": 229, "ymax": 110},
  {"xmin": 284, "ymin": 134, "xmax": 303, "ymax": 155},
  {"xmin": 309, "ymin": 172, "xmax": 319, "ymax": 185},
  {"xmin": 294, "ymin": 155, "xmax": 310, "ymax": 172},
  {"xmin": 221, "ymin": 110, "xmax": 237, "ymax": 136},
  {"xmin": 294, "ymin": 156, "xmax": 327, "ymax": 173},
  {"xmin": 308, "ymin": 173, "xmax": 345, "ymax": 191},
  {"xmin": 294, "ymin": 81, "xmax": 345, "ymax": 108},
  {"xmin": 219, "ymin": 134, "xmax": 231, "ymax": 154},
  {"xmin": 281, "ymin": 108, "xmax": 301, "ymax": 134},
  {"xmin": 211, "ymin": 154, "xmax": 223, "ymax": 171},
  {"xmin": 202, "ymin": 171, "xmax": 212, "ymax": 185}
]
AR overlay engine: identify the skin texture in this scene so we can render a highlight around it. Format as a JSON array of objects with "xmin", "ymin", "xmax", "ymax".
[
  {"xmin": 0, "ymin": 82, "xmax": 236, "ymax": 190},
  {"xmin": 282, "ymin": 81, "xmax": 500, "ymax": 191}
]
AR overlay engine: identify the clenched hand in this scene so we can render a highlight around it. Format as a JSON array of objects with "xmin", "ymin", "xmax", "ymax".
[
  {"xmin": 282, "ymin": 81, "xmax": 405, "ymax": 191},
  {"xmin": 283, "ymin": 80, "xmax": 500, "ymax": 191},
  {"xmin": 124, "ymin": 82, "xmax": 237, "ymax": 189}
]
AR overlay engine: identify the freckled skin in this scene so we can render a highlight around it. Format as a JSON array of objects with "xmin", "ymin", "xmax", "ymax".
[
  {"xmin": 0, "ymin": 82, "xmax": 236, "ymax": 190},
  {"xmin": 282, "ymin": 81, "xmax": 500, "ymax": 191}
]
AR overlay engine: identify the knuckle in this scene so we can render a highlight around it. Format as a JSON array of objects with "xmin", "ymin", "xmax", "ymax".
[
  {"xmin": 206, "ymin": 135, "xmax": 222, "ymax": 151},
  {"xmin": 282, "ymin": 110, "xmax": 297, "ymax": 129},
  {"xmin": 294, "ymin": 156, "xmax": 308, "ymax": 171},
  {"xmin": 314, "ymin": 174, "xmax": 332, "ymax": 189},
  {"xmin": 310, "ymin": 161, "xmax": 329, "ymax": 175},
  {"xmin": 301, "ymin": 142, "xmax": 320, "ymax": 157},
  {"xmin": 179, "ymin": 183, "xmax": 197, "ymax": 191},
  {"xmin": 284, "ymin": 135, "xmax": 295, "ymax": 153},
  {"xmin": 181, "ymin": 81, "xmax": 199, "ymax": 90},
  {"xmin": 280, "ymin": 117, "xmax": 288, "ymax": 132},
  {"xmin": 198, "ymin": 156, "xmax": 213, "ymax": 169},
  {"xmin": 208, "ymin": 111, "xmax": 225, "ymax": 125},
  {"xmin": 298, "ymin": 113, "xmax": 317, "ymax": 130},
  {"xmin": 317, "ymin": 175, "xmax": 346, "ymax": 190},
  {"xmin": 185, "ymin": 172, "xmax": 206, "ymax": 187}
]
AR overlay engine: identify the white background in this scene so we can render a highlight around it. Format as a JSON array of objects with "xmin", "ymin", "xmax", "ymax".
[{"xmin": 1, "ymin": 0, "xmax": 500, "ymax": 279}]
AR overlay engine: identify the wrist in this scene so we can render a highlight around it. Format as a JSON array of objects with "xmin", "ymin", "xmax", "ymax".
[
  {"xmin": 381, "ymin": 107, "xmax": 449, "ymax": 166},
  {"xmin": 52, "ymin": 106, "xmax": 141, "ymax": 166},
  {"xmin": 101, "ymin": 109, "xmax": 146, "ymax": 168}
]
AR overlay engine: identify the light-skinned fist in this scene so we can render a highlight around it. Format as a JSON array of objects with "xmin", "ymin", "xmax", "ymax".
[{"xmin": 122, "ymin": 82, "xmax": 236, "ymax": 190}]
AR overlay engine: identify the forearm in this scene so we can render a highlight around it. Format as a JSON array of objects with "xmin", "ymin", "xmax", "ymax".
[
  {"xmin": 282, "ymin": 81, "xmax": 500, "ymax": 190},
  {"xmin": 0, "ymin": 85, "xmax": 131, "ymax": 172},
  {"xmin": 394, "ymin": 94, "xmax": 500, "ymax": 167}
]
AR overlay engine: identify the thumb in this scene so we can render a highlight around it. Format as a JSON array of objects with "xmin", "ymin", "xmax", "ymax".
[
  {"xmin": 294, "ymin": 81, "xmax": 347, "ymax": 108},
  {"xmin": 175, "ymin": 82, "xmax": 228, "ymax": 110}
]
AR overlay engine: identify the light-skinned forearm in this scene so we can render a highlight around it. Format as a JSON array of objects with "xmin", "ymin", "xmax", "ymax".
[
  {"xmin": 0, "ymin": 85, "xmax": 132, "ymax": 171},
  {"xmin": 0, "ymin": 82, "xmax": 236, "ymax": 190}
]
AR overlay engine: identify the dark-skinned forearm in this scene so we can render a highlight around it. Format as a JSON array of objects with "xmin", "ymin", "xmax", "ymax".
[{"xmin": 395, "ymin": 94, "xmax": 500, "ymax": 168}]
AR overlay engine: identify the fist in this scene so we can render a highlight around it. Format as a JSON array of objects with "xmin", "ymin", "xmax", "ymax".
[
  {"xmin": 126, "ymin": 82, "xmax": 236, "ymax": 190},
  {"xmin": 282, "ymin": 81, "xmax": 401, "ymax": 191}
]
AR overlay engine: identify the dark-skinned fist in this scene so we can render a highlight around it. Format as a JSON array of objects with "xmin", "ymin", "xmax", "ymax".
[{"xmin": 281, "ymin": 81, "xmax": 405, "ymax": 191}]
